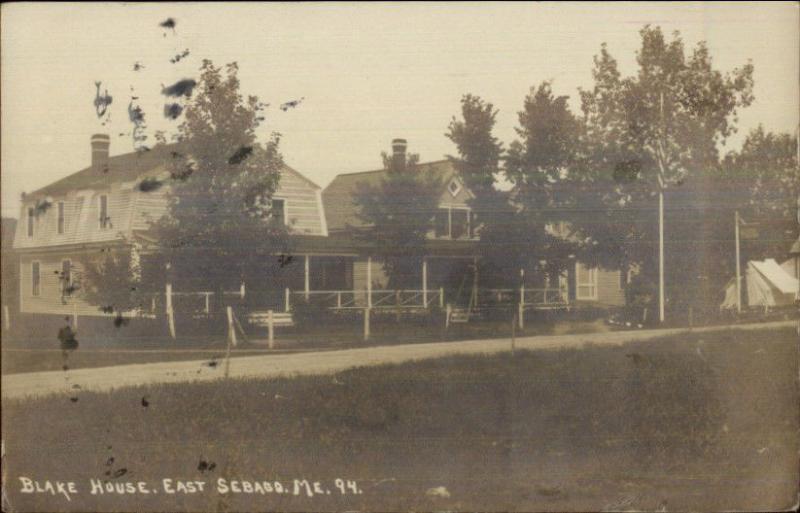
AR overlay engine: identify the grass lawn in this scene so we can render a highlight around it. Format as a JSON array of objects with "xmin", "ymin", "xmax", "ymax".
[
  {"xmin": 1, "ymin": 314, "xmax": 612, "ymax": 375},
  {"xmin": 2, "ymin": 328, "xmax": 797, "ymax": 512}
]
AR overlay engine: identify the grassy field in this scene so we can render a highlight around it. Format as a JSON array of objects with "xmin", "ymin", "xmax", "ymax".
[
  {"xmin": 1, "ymin": 314, "xmax": 613, "ymax": 375},
  {"xmin": 2, "ymin": 328, "xmax": 797, "ymax": 512}
]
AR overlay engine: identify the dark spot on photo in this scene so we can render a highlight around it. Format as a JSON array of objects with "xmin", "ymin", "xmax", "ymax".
[
  {"xmin": 133, "ymin": 61, "xmax": 145, "ymax": 72},
  {"xmin": 70, "ymin": 397, "xmax": 79, "ymax": 403},
  {"xmin": 58, "ymin": 325, "xmax": 79, "ymax": 351},
  {"xmin": 161, "ymin": 79, "xmax": 197, "ymax": 98},
  {"xmin": 106, "ymin": 457, "xmax": 115, "ymax": 466},
  {"xmin": 280, "ymin": 97, "xmax": 305, "ymax": 111},
  {"xmin": 206, "ymin": 360, "xmax": 218, "ymax": 368},
  {"xmin": 112, "ymin": 468, "xmax": 127, "ymax": 479},
  {"xmin": 141, "ymin": 396, "xmax": 150, "ymax": 408},
  {"xmin": 171, "ymin": 166, "xmax": 194, "ymax": 181},
  {"xmin": 170, "ymin": 49, "xmax": 190, "ymax": 64},
  {"xmin": 113, "ymin": 314, "xmax": 129, "ymax": 329},
  {"xmin": 164, "ymin": 103, "xmax": 184, "ymax": 119},
  {"xmin": 228, "ymin": 146, "xmax": 253, "ymax": 165},
  {"xmin": 99, "ymin": 305, "xmax": 115, "ymax": 314},
  {"xmin": 138, "ymin": 178, "xmax": 164, "ymax": 192}
]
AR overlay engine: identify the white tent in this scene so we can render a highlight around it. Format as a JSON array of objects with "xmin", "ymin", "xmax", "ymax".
[{"xmin": 721, "ymin": 259, "xmax": 799, "ymax": 310}]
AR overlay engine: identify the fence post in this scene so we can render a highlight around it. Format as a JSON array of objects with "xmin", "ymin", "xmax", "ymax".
[
  {"xmin": 363, "ymin": 307, "xmax": 370, "ymax": 341},
  {"xmin": 395, "ymin": 290, "xmax": 401, "ymax": 321},
  {"xmin": 337, "ymin": 291, "xmax": 342, "ymax": 308},
  {"xmin": 224, "ymin": 307, "xmax": 234, "ymax": 378},
  {"xmin": 72, "ymin": 301, "xmax": 79, "ymax": 331},
  {"xmin": 445, "ymin": 303, "xmax": 452, "ymax": 329},
  {"xmin": 366, "ymin": 257, "xmax": 373, "ymax": 308},
  {"xmin": 422, "ymin": 258, "xmax": 428, "ymax": 307},
  {"xmin": 267, "ymin": 309, "xmax": 274, "ymax": 349},
  {"xmin": 519, "ymin": 284, "xmax": 525, "ymax": 330},
  {"xmin": 166, "ymin": 282, "xmax": 175, "ymax": 339},
  {"xmin": 2, "ymin": 304, "xmax": 9, "ymax": 331},
  {"xmin": 511, "ymin": 311, "xmax": 516, "ymax": 355},
  {"xmin": 226, "ymin": 306, "xmax": 237, "ymax": 347},
  {"xmin": 439, "ymin": 287, "xmax": 444, "ymax": 309},
  {"xmin": 240, "ymin": 282, "xmax": 246, "ymax": 299},
  {"xmin": 204, "ymin": 293, "xmax": 210, "ymax": 314},
  {"xmin": 285, "ymin": 288, "xmax": 290, "ymax": 312}
]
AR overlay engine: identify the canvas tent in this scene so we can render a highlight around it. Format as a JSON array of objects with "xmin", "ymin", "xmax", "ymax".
[{"xmin": 721, "ymin": 259, "xmax": 799, "ymax": 310}]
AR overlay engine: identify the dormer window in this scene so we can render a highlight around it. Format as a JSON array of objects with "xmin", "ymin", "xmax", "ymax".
[
  {"xmin": 57, "ymin": 202, "xmax": 65, "ymax": 234},
  {"xmin": 99, "ymin": 195, "xmax": 109, "ymax": 229},
  {"xmin": 27, "ymin": 207, "xmax": 34, "ymax": 237},
  {"xmin": 447, "ymin": 178, "xmax": 461, "ymax": 197}
]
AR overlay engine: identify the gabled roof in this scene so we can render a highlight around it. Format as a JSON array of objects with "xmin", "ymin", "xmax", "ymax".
[
  {"xmin": 27, "ymin": 143, "xmax": 319, "ymax": 200},
  {"xmin": 29, "ymin": 144, "xmax": 179, "ymax": 197},
  {"xmin": 322, "ymin": 159, "xmax": 458, "ymax": 232}
]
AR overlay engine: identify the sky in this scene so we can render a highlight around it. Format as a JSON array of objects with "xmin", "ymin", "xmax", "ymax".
[{"xmin": 2, "ymin": 2, "xmax": 798, "ymax": 218}]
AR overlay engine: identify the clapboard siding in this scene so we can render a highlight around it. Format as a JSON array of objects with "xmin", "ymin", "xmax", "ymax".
[
  {"xmin": 14, "ymin": 165, "xmax": 327, "ymax": 252},
  {"xmin": 18, "ymin": 251, "xmax": 124, "ymax": 317},
  {"xmin": 597, "ymin": 268, "xmax": 625, "ymax": 306}
]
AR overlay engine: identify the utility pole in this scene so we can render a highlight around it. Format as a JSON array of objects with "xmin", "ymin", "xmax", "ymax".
[
  {"xmin": 659, "ymin": 189, "xmax": 665, "ymax": 323},
  {"xmin": 657, "ymin": 91, "xmax": 666, "ymax": 323},
  {"xmin": 735, "ymin": 210, "xmax": 742, "ymax": 314}
]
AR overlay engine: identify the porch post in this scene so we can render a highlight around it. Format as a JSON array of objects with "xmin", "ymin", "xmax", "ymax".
[
  {"xmin": 367, "ymin": 256, "xmax": 373, "ymax": 308},
  {"xmin": 422, "ymin": 257, "xmax": 428, "ymax": 307},
  {"xmin": 472, "ymin": 256, "xmax": 479, "ymax": 309},
  {"xmin": 284, "ymin": 287, "xmax": 290, "ymax": 312},
  {"xmin": 519, "ymin": 268, "xmax": 525, "ymax": 330},
  {"xmin": 304, "ymin": 255, "xmax": 310, "ymax": 301}
]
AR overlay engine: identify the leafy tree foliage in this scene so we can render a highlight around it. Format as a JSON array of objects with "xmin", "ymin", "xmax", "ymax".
[
  {"xmin": 572, "ymin": 26, "xmax": 755, "ymax": 309},
  {"xmin": 149, "ymin": 61, "xmax": 289, "ymax": 303},
  {"xmin": 353, "ymin": 146, "xmax": 441, "ymax": 288}
]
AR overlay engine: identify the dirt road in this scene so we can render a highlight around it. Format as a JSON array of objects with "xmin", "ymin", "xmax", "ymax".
[{"xmin": 2, "ymin": 320, "xmax": 794, "ymax": 400}]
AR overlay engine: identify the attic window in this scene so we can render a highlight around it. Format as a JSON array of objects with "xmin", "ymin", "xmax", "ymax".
[{"xmin": 447, "ymin": 179, "xmax": 461, "ymax": 197}]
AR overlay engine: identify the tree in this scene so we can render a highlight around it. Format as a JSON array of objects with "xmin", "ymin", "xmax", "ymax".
[
  {"xmin": 353, "ymin": 144, "xmax": 441, "ymax": 288},
  {"xmin": 445, "ymin": 94, "xmax": 512, "ymax": 286},
  {"xmin": 500, "ymin": 81, "xmax": 583, "ymax": 280},
  {"xmin": 723, "ymin": 127, "xmax": 799, "ymax": 258},
  {"xmin": 574, "ymin": 26, "xmax": 755, "ymax": 315},
  {"xmin": 149, "ymin": 61, "xmax": 290, "ymax": 309},
  {"xmin": 81, "ymin": 248, "xmax": 148, "ymax": 319},
  {"xmin": 446, "ymin": 94, "xmax": 503, "ymax": 197}
]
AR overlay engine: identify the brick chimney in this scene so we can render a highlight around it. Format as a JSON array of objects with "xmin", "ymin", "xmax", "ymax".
[
  {"xmin": 391, "ymin": 138, "xmax": 407, "ymax": 172},
  {"xmin": 91, "ymin": 134, "xmax": 110, "ymax": 172}
]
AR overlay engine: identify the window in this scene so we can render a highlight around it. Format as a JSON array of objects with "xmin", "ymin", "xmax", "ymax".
[
  {"xmin": 450, "ymin": 209, "xmax": 468, "ymax": 239},
  {"xmin": 576, "ymin": 262, "xmax": 598, "ymax": 300},
  {"xmin": 271, "ymin": 198, "xmax": 286, "ymax": 225},
  {"xmin": 99, "ymin": 195, "xmax": 109, "ymax": 229},
  {"xmin": 31, "ymin": 261, "xmax": 40, "ymax": 296},
  {"xmin": 447, "ymin": 178, "xmax": 462, "ymax": 197},
  {"xmin": 57, "ymin": 202, "xmax": 65, "ymax": 234},
  {"xmin": 434, "ymin": 207, "xmax": 473, "ymax": 239},
  {"xmin": 61, "ymin": 259, "xmax": 72, "ymax": 293},
  {"xmin": 27, "ymin": 207, "xmax": 34, "ymax": 237},
  {"xmin": 434, "ymin": 209, "xmax": 449, "ymax": 237}
]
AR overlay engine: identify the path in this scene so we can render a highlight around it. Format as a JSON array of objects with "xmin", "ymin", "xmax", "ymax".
[{"xmin": 2, "ymin": 320, "xmax": 794, "ymax": 400}]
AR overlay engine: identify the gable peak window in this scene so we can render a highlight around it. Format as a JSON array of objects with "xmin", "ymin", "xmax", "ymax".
[{"xmin": 447, "ymin": 178, "xmax": 462, "ymax": 197}]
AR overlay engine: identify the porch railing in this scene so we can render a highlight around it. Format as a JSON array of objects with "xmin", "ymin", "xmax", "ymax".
[{"xmin": 287, "ymin": 288, "xmax": 444, "ymax": 311}]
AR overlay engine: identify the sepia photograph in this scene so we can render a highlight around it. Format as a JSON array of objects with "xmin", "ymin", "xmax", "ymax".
[{"xmin": 1, "ymin": 2, "xmax": 798, "ymax": 512}]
